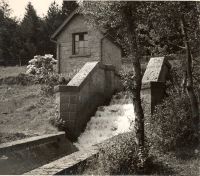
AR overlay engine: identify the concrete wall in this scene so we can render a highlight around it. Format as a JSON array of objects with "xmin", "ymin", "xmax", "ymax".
[
  {"xmin": 102, "ymin": 37, "xmax": 122, "ymax": 72},
  {"xmin": 25, "ymin": 145, "xmax": 99, "ymax": 175},
  {"xmin": 55, "ymin": 61, "xmax": 122, "ymax": 140},
  {"xmin": 0, "ymin": 132, "xmax": 77, "ymax": 175},
  {"xmin": 141, "ymin": 57, "xmax": 171, "ymax": 116}
]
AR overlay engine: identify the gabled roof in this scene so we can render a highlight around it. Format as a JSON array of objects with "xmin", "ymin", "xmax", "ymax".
[
  {"xmin": 51, "ymin": 9, "xmax": 122, "ymax": 50},
  {"xmin": 51, "ymin": 8, "xmax": 80, "ymax": 40}
]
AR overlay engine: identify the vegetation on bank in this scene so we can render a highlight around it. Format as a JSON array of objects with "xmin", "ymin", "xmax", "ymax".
[
  {"xmin": 81, "ymin": 61, "xmax": 199, "ymax": 175},
  {"xmin": 0, "ymin": 55, "xmax": 73, "ymax": 143},
  {"xmin": 0, "ymin": 0, "xmax": 199, "ymax": 175}
]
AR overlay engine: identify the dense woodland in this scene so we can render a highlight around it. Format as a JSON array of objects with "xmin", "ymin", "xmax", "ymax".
[
  {"xmin": 0, "ymin": 0, "xmax": 78, "ymax": 65},
  {"xmin": 1, "ymin": 0, "xmax": 200, "ymax": 66}
]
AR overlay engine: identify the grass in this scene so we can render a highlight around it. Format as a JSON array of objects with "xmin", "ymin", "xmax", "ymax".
[
  {"xmin": 0, "ymin": 62, "xmax": 81, "ymax": 144},
  {"xmin": 82, "ymin": 139, "xmax": 199, "ymax": 175},
  {"xmin": 148, "ymin": 146, "xmax": 200, "ymax": 176},
  {"xmin": 0, "ymin": 66, "xmax": 27, "ymax": 79},
  {"xmin": 0, "ymin": 84, "xmax": 58, "ymax": 143},
  {"xmin": 0, "ymin": 62, "xmax": 199, "ymax": 175}
]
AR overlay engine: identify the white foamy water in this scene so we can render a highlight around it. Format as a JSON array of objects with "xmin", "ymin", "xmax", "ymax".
[{"xmin": 74, "ymin": 102, "xmax": 135, "ymax": 149}]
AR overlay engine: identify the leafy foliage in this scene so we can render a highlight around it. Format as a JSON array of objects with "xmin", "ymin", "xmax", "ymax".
[
  {"xmin": 0, "ymin": 1, "xmax": 77, "ymax": 66},
  {"xmin": 26, "ymin": 54, "xmax": 57, "ymax": 75},
  {"xmin": 49, "ymin": 104, "xmax": 66, "ymax": 131},
  {"xmin": 146, "ymin": 89, "xmax": 197, "ymax": 152},
  {"xmin": 62, "ymin": 0, "xmax": 78, "ymax": 17},
  {"xmin": 84, "ymin": 132, "xmax": 150, "ymax": 175},
  {"xmin": 26, "ymin": 54, "xmax": 69, "ymax": 95},
  {"xmin": 0, "ymin": 0, "xmax": 20, "ymax": 65}
]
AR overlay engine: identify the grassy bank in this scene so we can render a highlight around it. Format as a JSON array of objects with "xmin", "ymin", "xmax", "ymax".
[{"xmin": 0, "ymin": 84, "xmax": 58, "ymax": 143}]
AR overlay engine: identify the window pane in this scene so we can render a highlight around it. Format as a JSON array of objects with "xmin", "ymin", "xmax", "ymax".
[
  {"xmin": 75, "ymin": 41, "xmax": 79, "ymax": 54},
  {"xmin": 73, "ymin": 33, "xmax": 88, "ymax": 55},
  {"xmin": 84, "ymin": 34, "xmax": 88, "ymax": 41},
  {"xmin": 75, "ymin": 35, "xmax": 79, "ymax": 41},
  {"xmin": 79, "ymin": 34, "xmax": 84, "ymax": 41},
  {"xmin": 79, "ymin": 41, "xmax": 84, "ymax": 47}
]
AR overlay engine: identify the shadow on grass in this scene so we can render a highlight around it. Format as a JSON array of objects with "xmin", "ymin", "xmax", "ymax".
[
  {"xmin": 144, "ymin": 156, "xmax": 176, "ymax": 175},
  {"xmin": 173, "ymin": 145, "xmax": 199, "ymax": 160}
]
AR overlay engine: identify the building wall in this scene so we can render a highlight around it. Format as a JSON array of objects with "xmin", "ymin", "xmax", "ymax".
[
  {"xmin": 102, "ymin": 37, "xmax": 122, "ymax": 72},
  {"xmin": 57, "ymin": 14, "xmax": 103, "ymax": 74}
]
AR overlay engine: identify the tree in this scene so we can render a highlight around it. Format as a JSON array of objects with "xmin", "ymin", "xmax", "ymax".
[
  {"xmin": 148, "ymin": 1, "xmax": 199, "ymax": 134},
  {"xmin": 42, "ymin": 1, "xmax": 64, "ymax": 55},
  {"xmin": 81, "ymin": 1, "xmax": 152, "ymax": 152},
  {"xmin": 0, "ymin": 0, "xmax": 11, "ymax": 18},
  {"xmin": 179, "ymin": 2, "xmax": 199, "ymax": 134},
  {"xmin": 0, "ymin": 0, "xmax": 20, "ymax": 65},
  {"xmin": 19, "ymin": 2, "xmax": 41, "ymax": 63},
  {"xmin": 62, "ymin": 0, "xmax": 78, "ymax": 18},
  {"xmin": 38, "ymin": 1, "xmax": 78, "ymax": 57}
]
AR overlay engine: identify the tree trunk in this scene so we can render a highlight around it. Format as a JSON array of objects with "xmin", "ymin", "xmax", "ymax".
[
  {"xmin": 125, "ymin": 2, "xmax": 145, "ymax": 148},
  {"xmin": 131, "ymin": 53, "xmax": 144, "ymax": 147},
  {"xmin": 180, "ymin": 16, "xmax": 199, "ymax": 133}
]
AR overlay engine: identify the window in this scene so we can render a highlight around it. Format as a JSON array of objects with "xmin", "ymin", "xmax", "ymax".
[{"xmin": 73, "ymin": 32, "xmax": 88, "ymax": 55}]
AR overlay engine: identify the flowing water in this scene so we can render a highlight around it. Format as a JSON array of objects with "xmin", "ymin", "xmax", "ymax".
[{"xmin": 74, "ymin": 93, "xmax": 135, "ymax": 149}]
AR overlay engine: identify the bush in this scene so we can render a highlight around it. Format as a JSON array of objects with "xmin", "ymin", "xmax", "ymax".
[
  {"xmin": 26, "ymin": 54, "xmax": 70, "ymax": 95},
  {"xmin": 26, "ymin": 54, "xmax": 57, "ymax": 75},
  {"xmin": 119, "ymin": 70, "xmax": 135, "ymax": 92},
  {"xmin": 84, "ymin": 132, "xmax": 150, "ymax": 175},
  {"xmin": 40, "ymin": 73, "xmax": 70, "ymax": 96},
  {"xmin": 49, "ymin": 104, "xmax": 66, "ymax": 131},
  {"xmin": 146, "ymin": 90, "xmax": 197, "ymax": 152}
]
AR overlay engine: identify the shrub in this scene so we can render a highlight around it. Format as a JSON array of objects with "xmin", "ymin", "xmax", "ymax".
[
  {"xmin": 49, "ymin": 104, "xmax": 66, "ymax": 131},
  {"xmin": 26, "ymin": 54, "xmax": 70, "ymax": 95},
  {"xmin": 26, "ymin": 54, "xmax": 57, "ymax": 75},
  {"xmin": 146, "ymin": 90, "xmax": 197, "ymax": 152},
  {"xmin": 119, "ymin": 70, "xmax": 135, "ymax": 92},
  {"xmin": 40, "ymin": 73, "xmax": 70, "ymax": 96},
  {"xmin": 84, "ymin": 132, "xmax": 150, "ymax": 175}
]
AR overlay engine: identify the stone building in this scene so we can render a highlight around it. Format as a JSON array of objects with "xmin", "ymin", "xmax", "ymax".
[{"xmin": 51, "ymin": 9, "xmax": 122, "ymax": 74}]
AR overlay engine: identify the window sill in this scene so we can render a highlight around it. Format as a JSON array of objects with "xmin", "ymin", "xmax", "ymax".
[{"xmin": 70, "ymin": 54, "xmax": 91, "ymax": 58}]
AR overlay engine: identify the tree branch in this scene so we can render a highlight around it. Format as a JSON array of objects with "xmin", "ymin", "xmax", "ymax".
[{"xmin": 168, "ymin": 41, "xmax": 186, "ymax": 50}]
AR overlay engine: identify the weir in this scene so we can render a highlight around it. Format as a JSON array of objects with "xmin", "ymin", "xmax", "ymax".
[
  {"xmin": 74, "ymin": 93, "xmax": 134, "ymax": 149},
  {"xmin": 54, "ymin": 61, "xmax": 123, "ymax": 140},
  {"xmin": 0, "ymin": 57, "xmax": 171, "ymax": 175}
]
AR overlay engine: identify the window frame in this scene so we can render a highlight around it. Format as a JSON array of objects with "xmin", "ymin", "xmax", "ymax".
[{"xmin": 72, "ymin": 32, "xmax": 88, "ymax": 56}]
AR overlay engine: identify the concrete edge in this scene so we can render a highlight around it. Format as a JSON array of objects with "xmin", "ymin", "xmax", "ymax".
[
  {"xmin": 54, "ymin": 62, "xmax": 121, "ymax": 93},
  {"xmin": 24, "ymin": 145, "xmax": 99, "ymax": 175},
  {"xmin": 67, "ymin": 62, "xmax": 99, "ymax": 88},
  {"xmin": 0, "ymin": 132, "xmax": 65, "ymax": 155},
  {"xmin": 54, "ymin": 62, "xmax": 100, "ymax": 93}
]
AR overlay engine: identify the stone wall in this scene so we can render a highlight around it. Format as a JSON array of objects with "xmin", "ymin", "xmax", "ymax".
[
  {"xmin": 141, "ymin": 57, "xmax": 171, "ymax": 116},
  {"xmin": 0, "ymin": 132, "xmax": 77, "ymax": 175},
  {"xmin": 55, "ymin": 61, "xmax": 122, "ymax": 140}
]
